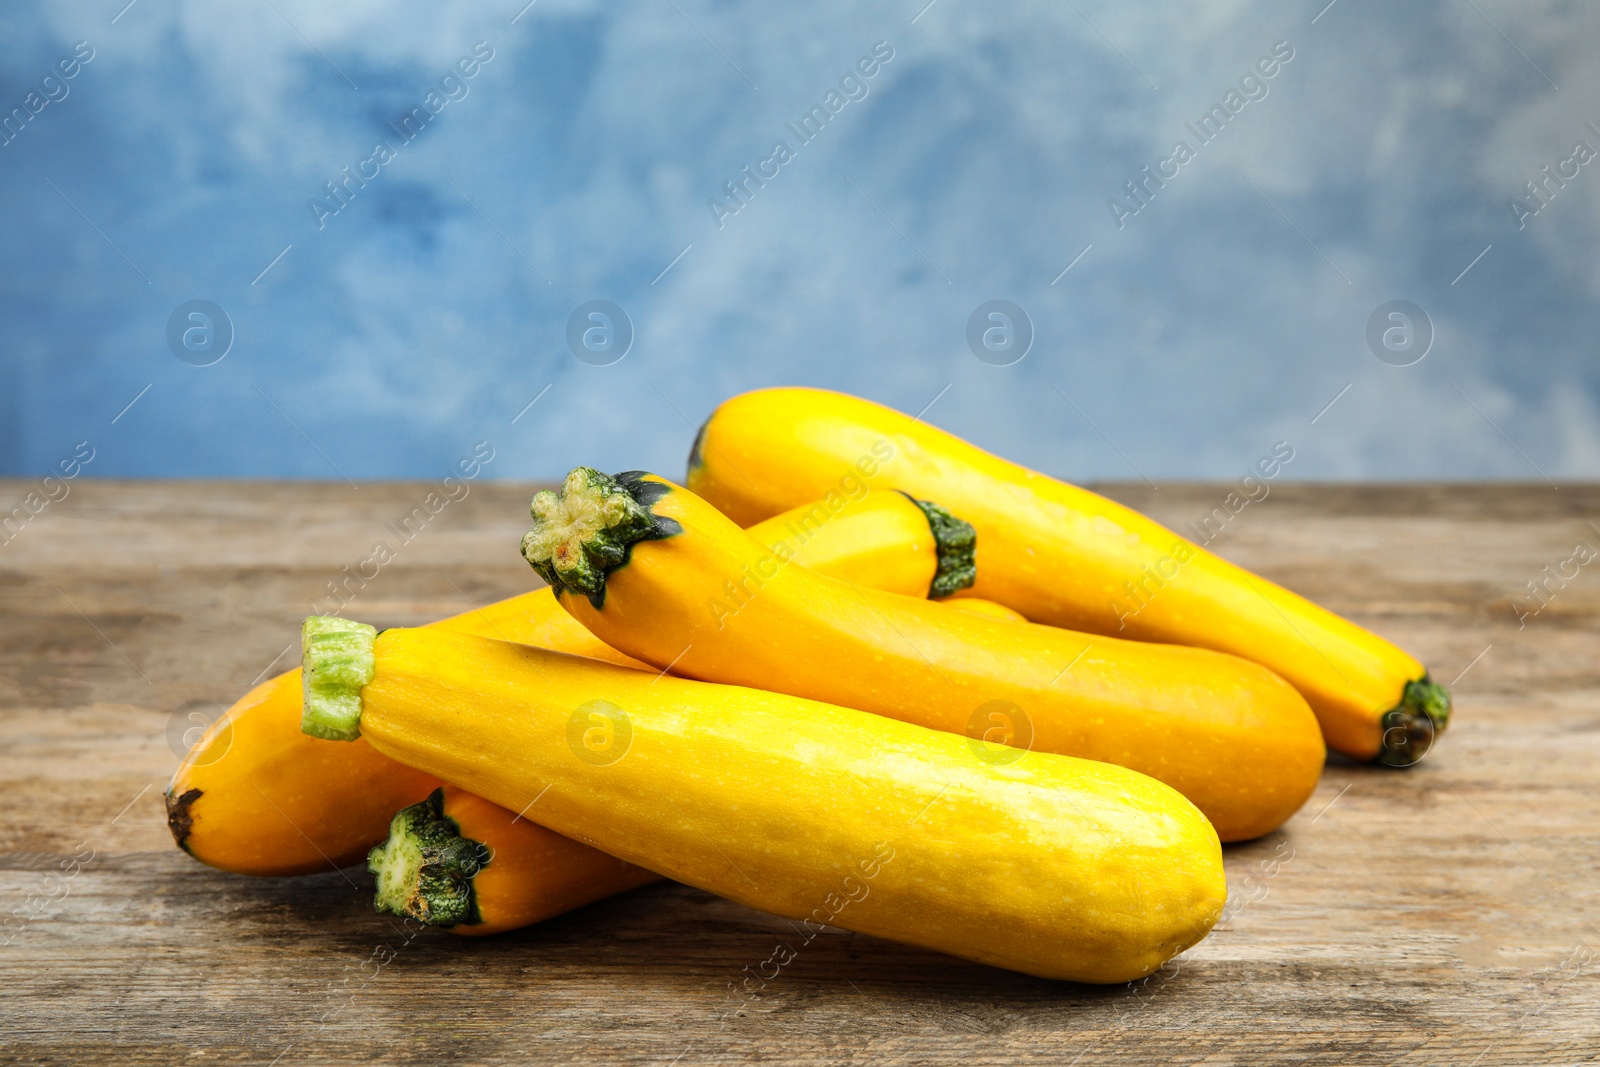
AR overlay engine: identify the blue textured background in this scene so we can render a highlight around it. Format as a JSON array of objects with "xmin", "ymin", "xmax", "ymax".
[{"xmin": 0, "ymin": 0, "xmax": 1592, "ymax": 483}]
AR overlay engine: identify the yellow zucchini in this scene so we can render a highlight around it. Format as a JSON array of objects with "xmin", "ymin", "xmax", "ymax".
[
  {"xmin": 168, "ymin": 488, "xmax": 974, "ymax": 875},
  {"xmin": 367, "ymin": 786, "xmax": 660, "ymax": 935},
  {"xmin": 685, "ymin": 387, "xmax": 1450, "ymax": 764},
  {"xmin": 521, "ymin": 468, "xmax": 1325, "ymax": 842},
  {"xmin": 754, "ymin": 488, "xmax": 974, "ymax": 598},
  {"xmin": 301, "ymin": 617, "xmax": 1226, "ymax": 983},
  {"xmin": 941, "ymin": 597, "xmax": 1028, "ymax": 623}
]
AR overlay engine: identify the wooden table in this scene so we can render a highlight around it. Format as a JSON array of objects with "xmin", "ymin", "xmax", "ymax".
[{"xmin": 2, "ymin": 480, "xmax": 1595, "ymax": 1066}]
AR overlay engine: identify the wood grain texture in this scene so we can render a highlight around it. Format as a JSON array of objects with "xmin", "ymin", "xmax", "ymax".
[{"xmin": 1, "ymin": 479, "xmax": 1596, "ymax": 1066}]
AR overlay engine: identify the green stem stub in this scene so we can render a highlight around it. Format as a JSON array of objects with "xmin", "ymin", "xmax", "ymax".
[
  {"xmin": 165, "ymin": 788, "xmax": 201, "ymax": 855},
  {"xmin": 300, "ymin": 615, "xmax": 376, "ymax": 742},
  {"xmin": 1376, "ymin": 675, "xmax": 1452, "ymax": 768},
  {"xmin": 368, "ymin": 789, "xmax": 489, "ymax": 928},
  {"xmin": 520, "ymin": 467, "xmax": 681, "ymax": 608},
  {"xmin": 905, "ymin": 495, "xmax": 977, "ymax": 599}
]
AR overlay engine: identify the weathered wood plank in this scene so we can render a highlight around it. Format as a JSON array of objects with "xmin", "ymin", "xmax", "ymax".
[{"xmin": 1, "ymin": 480, "xmax": 1595, "ymax": 1065}]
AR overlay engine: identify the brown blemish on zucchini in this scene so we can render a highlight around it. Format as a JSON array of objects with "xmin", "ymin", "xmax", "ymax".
[
  {"xmin": 520, "ymin": 468, "xmax": 682, "ymax": 609},
  {"xmin": 165, "ymin": 787, "xmax": 201, "ymax": 855}
]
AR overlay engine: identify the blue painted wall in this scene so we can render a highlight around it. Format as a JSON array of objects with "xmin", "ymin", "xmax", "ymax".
[{"xmin": 0, "ymin": 1, "xmax": 1590, "ymax": 483}]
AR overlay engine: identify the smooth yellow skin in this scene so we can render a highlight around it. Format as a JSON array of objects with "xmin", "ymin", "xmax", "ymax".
[
  {"xmin": 687, "ymin": 387, "xmax": 1430, "ymax": 759},
  {"xmin": 758, "ymin": 488, "xmax": 944, "ymax": 598},
  {"xmin": 352, "ymin": 627, "xmax": 1226, "ymax": 983},
  {"xmin": 170, "ymin": 493, "xmax": 957, "ymax": 876},
  {"xmin": 556, "ymin": 477, "xmax": 1325, "ymax": 843},
  {"xmin": 432, "ymin": 787, "xmax": 661, "ymax": 937},
  {"xmin": 941, "ymin": 597, "xmax": 1028, "ymax": 623}
]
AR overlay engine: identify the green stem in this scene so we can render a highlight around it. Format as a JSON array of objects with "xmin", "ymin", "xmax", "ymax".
[
  {"xmin": 520, "ymin": 468, "xmax": 682, "ymax": 608},
  {"xmin": 368, "ymin": 789, "xmax": 490, "ymax": 928},
  {"xmin": 903, "ymin": 495, "xmax": 977, "ymax": 599},
  {"xmin": 300, "ymin": 615, "xmax": 376, "ymax": 742},
  {"xmin": 1376, "ymin": 675, "xmax": 1452, "ymax": 768}
]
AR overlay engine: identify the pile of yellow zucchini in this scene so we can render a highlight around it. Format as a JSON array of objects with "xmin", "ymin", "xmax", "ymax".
[{"xmin": 167, "ymin": 387, "xmax": 1450, "ymax": 984}]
